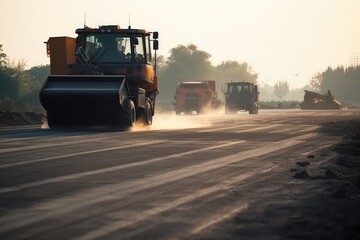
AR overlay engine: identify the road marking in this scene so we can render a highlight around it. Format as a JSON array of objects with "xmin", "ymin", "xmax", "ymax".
[
  {"xmin": 269, "ymin": 129, "xmax": 291, "ymax": 133},
  {"xmin": 0, "ymin": 131, "xmax": 101, "ymax": 143},
  {"xmin": 75, "ymin": 166, "xmax": 277, "ymax": 240},
  {"xmin": 0, "ymin": 136, "xmax": 110, "ymax": 154},
  {"xmin": 186, "ymin": 167, "xmax": 277, "ymax": 237},
  {"xmin": 0, "ymin": 141, "xmax": 244, "ymax": 193},
  {"xmin": 294, "ymin": 126, "xmax": 320, "ymax": 133},
  {"xmin": 199, "ymin": 124, "xmax": 252, "ymax": 133},
  {"xmin": 0, "ymin": 136, "xmax": 41, "ymax": 143},
  {"xmin": 189, "ymin": 203, "xmax": 249, "ymax": 236},
  {"xmin": 235, "ymin": 125, "xmax": 275, "ymax": 133},
  {"xmin": 0, "ymin": 130, "xmax": 97, "ymax": 143},
  {"xmin": 0, "ymin": 140, "xmax": 166, "ymax": 169},
  {"xmin": 0, "ymin": 138, "xmax": 103, "ymax": 153},
  {"xmin": 300, "ymin": 143, "xmax": 334, "ymax": 156},
  {"xmin": 0, "ymin": 133, "xmax": 315, "ymax": 234},
  {"xmin": 75, "ymin": 173, "xmax": 257, "ymax": 240},
  {"xmin": 268, "ymin": 125, "xmax": 320, "ymax": 134}
]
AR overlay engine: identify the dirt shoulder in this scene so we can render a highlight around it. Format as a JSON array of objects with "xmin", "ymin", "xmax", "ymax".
[
  {"xmin": 194, "ymin": 118, "xmax": 360, "ymax": 240},
  {"xmin": 0, "ymin": 111, "xmax": 45, "ymax": 127},
  {"xmin": 276, "ymin": 120, "xmax": 360, "ymax": 239}
]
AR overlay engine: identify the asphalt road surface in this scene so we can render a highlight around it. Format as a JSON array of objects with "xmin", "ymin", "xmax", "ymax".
[{"xmin": 0, "ymin": 109, "xmax": 359, "ymax": 240}]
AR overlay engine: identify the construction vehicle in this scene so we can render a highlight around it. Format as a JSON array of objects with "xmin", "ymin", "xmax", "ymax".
[
  {"xmin": 174, "ymin": 81, "xmax": 219, "ymax": 114},
  {"xmin": 223, "ymin": 81, "xmax": 259, "ymax": 114},
  {"xmin": 39, "ymin": 25, "xmax": 159, "ymax": 128},
  {"xmin": 300, "ymin": 90, "xmax": 342, "ymax": 109}
]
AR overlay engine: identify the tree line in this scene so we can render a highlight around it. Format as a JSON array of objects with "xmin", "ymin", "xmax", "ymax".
[
  {"xmin": 310, "ymin": 66, "xmax": 360, "ymax": 106},
  {"xmin": 0, "ymin": 45, "xmax": 49, "ymax": 112},
  {"xmin": 1, "ymin": 43, "xmax": 359, "ymax": 112},
  {"xmin": 156, "ymin": 44, "xmax": 258, "ymax": 106}
]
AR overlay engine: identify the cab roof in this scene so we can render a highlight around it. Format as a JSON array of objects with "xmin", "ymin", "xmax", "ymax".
[{"xmin": 76, "ymin": 25, "xmax": 148, "ymax": 34}]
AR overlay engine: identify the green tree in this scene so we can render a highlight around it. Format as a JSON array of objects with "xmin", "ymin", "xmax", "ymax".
[
  {"xmin": 344, "ymin": 66, "xmax": 360, "ymax": 104},
  {"xmin": 0, "ymin": 45, "xmax": 18, "ymax": 110},
  {"xmin": 0, "ymin": 66, "xmax": 20, "ymax": 103},
  {"xmin": 6, "ymin": 60, "xmax": 36, "ymax": 97},
  {"xmin": 22, "ymin": 65, "xmax": 50, "ymax": 111},
  {"xmin": 309, "ymin": 72, "xmax": 322, "ymax": 91},
  {"xmin": 274, "ymin": 80, "xmax": 289, "ymax": 100},
  {"xmin": 0, "ymin": 45, "xmax": 46, "ymax": 112},
  {"xmin": 0, "ymin": 60, "xmax": 35, "ymax": 111},
  {"xmin": 311, "ymin": 66, "xmax": 360, "ymax": 105},
  {"xmin": 215, "ymin": 61, "xmax": 258, "ymax": 83},
  {"xmin": 26, "ymin": 65, "xmax": 50, "ymax": 84},
  {"xmin": 0, "ymin": 44, "xmax": 7, "ymax": 67}
]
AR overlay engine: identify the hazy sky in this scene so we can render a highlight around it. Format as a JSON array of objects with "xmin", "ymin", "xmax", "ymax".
[{"xmin": 1, "ymin": 0, "xmax": 359, "ymax": 88}]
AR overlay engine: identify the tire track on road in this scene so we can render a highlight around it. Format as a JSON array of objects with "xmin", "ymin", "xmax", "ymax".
[
  {"xmin": 0, "ymin": 133, "xmax": 316, "ymax": 235},
  {"xmin": 0, "ymin": 140, "xmax": 167, "ymax": 169},
  {"xmin": 0, "ymin": 141, "xmax": 243, "ymax": 193}
]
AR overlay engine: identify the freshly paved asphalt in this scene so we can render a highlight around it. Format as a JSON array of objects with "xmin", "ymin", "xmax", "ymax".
[{"xmin": 0, "ymin": 109, "xmax": 358, "ymax": 240}]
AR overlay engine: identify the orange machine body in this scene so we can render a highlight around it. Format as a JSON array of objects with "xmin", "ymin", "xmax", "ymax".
[
  {"xmin": 174, "ymin": 81, "xmax": 218, "ymax": 114},
  {"xmin": 40, "ymin": 25, "xmax": 159, "ymax": 128}
]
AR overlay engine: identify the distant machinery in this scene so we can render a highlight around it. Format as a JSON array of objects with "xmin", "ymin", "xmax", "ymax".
[
  {"xmin": 223, "ymin": 81, "xmax": 259, "ymax": 114},
  {"xmin": 300, "ymin": 90, "xmax": 342, "ymax": 110},
  {"xmin": 174, "ymin": 81, "xmax": 220, "ymax": 114}
]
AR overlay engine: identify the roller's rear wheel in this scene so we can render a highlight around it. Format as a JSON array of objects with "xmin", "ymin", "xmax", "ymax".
[
  {"xmin": 249, "ymin": 103, "xmax": 259, "ymax": 114},
  {"xmin": 141, "ymin": 99, "xmax": 153, "ymax": 125},
  {"xmin": 122, "ymin": 99, "xmax": 136, "ymax": 127}
]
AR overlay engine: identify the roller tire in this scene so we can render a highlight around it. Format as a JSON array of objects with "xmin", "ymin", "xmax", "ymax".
[
  {"xmin": 249, "ymin": 103, "xmax": 258, "ymax": 115},
  {"xmin": 143, "ymin": 100, "xmax": 153, "ymax": 125},
  {"xmin": 122, "ymin": 99, "xmax": 136, "ymax": 127}
]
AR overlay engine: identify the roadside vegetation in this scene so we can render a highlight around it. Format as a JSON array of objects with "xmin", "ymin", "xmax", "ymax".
[{"xmin": 0, "ymin": 45, "xmax": 49, "ymax": 112}]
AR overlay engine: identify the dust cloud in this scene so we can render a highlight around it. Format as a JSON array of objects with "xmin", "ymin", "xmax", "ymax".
[
  {"xmin": 40, "ymin": 108, "xmax": 226, "ymax": 131},
  {"xmin": 131, "ymin": 113, "xmax": 209, "ymax": 131},
  {"xmin": 41, "ymin": 121, "xmax": 49, "ymax": 129},
  {"xmin": 132, "ymin": 109, "xmax": 227, "ymax": 132}
]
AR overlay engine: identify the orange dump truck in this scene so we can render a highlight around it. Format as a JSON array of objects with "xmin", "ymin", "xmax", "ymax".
[{"xmin": 174, "ymin": 81, "xmax": 219, "ymax": 114}]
